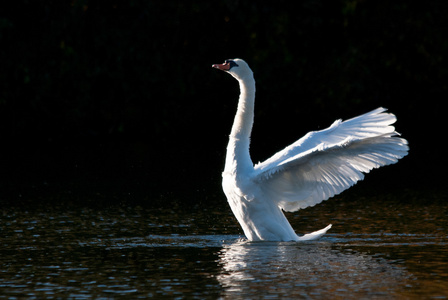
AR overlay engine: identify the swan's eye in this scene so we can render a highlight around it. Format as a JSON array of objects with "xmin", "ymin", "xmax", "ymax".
[{"xmin": 224, "ymin": 60, "xmax": 239, "ymax": 69}]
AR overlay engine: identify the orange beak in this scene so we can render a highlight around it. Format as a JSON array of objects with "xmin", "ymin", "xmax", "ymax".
[{"xmin": 212, "ymin": 62, "xmax": 231, "ymax": 71}]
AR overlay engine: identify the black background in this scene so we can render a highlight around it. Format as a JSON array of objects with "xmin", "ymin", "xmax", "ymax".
[{"xmin": 1, "ymin": 1, "xmax": 446, "ymax": 205}]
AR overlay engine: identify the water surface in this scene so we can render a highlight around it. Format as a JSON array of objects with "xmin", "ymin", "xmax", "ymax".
[{"xmin": 1, "ymin": 190, "xmax": 447, "ymax": 298}]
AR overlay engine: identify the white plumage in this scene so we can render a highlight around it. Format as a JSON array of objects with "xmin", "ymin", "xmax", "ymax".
[{"xmin": 213, "ymin": 59, "xmax": 409, "ymax": 242}]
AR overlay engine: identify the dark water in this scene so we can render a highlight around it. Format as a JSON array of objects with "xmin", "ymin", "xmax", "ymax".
[{"xmin": 1, "ymin": 190, "xmax": 447, "ymax": 299}]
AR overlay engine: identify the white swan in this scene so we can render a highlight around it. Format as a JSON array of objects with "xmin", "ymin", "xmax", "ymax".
[{"xmin": 213, "ymin": 59, "xmax": 409, "ymax": 242}]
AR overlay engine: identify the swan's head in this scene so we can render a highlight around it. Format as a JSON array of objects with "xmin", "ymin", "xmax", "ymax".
[{"xmin": 212, "ymin": 59, "xmax": 253, "ymax": 81}]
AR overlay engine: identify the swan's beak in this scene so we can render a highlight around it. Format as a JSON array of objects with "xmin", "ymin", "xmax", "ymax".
[{"xmin": 212, "ymin": 63, "xmax": 231, "ymax": 71}]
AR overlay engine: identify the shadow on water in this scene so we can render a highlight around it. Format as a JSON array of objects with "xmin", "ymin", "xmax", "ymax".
[{"xmin": 0, "ymin": 189, "xmax": 447, "ymax": 298}]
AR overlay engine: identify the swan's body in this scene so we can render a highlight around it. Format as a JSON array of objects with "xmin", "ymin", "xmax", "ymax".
[{"xmin": 213, "ymin": 59, "xmax": 409, "ymax": 242}]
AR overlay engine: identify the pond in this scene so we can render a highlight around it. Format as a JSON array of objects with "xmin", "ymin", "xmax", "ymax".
[{"xmin": 1, "ymin": 189, "xmax": 447, "ymax": 299}]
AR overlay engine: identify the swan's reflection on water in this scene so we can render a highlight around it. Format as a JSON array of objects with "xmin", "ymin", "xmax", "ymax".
[{"xmin": 216, "ymin": 238, "xmax": 412, "ymax": 298}]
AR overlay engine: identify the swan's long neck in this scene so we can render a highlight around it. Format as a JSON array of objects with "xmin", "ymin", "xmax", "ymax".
[{"xmin": 224, "ymin": 75, "xmax": 256, "ymax": 174}]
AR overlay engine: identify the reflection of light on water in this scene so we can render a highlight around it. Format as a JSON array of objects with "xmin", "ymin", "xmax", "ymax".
[
  {"xmin": 216, "ymin": 239, "xmax": 412, "ymax": 298},
  {"xmin": 1, "ymin": 202, "xmax": 446, "ymax": 298}
]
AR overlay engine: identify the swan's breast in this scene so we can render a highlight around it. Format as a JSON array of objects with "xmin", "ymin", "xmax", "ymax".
[{"xmin": 222, "ymin": 173, "xmax": 255, "ymax": 203}]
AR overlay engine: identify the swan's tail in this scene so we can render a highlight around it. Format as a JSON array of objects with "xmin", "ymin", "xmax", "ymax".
[{"xmin": 297, "ymin": 224, "xmax": 332, "ymax": 241}]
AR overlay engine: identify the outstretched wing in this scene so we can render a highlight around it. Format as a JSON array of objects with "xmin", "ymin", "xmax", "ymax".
[
  {"xmin": 253, "ymin": 108, "xmax": 409, "ymax": 212},
  {"xmin": 254, "ymin": 107, "xmax": 397, "ymax": 174}
]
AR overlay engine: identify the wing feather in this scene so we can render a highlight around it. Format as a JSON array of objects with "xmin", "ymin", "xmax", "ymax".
[
  {"xmin": 254, "ymin": 107, "xmax": 397, "ymax": 173},
  {"xmin": 252, "ymin": 109, "xmax": 409, "ymax": 212}
]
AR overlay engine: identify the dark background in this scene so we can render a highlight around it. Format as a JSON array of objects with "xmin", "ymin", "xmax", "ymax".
[{"xmin": 1, "ymin": 1, "xmax": 446, "ymax": 205}]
